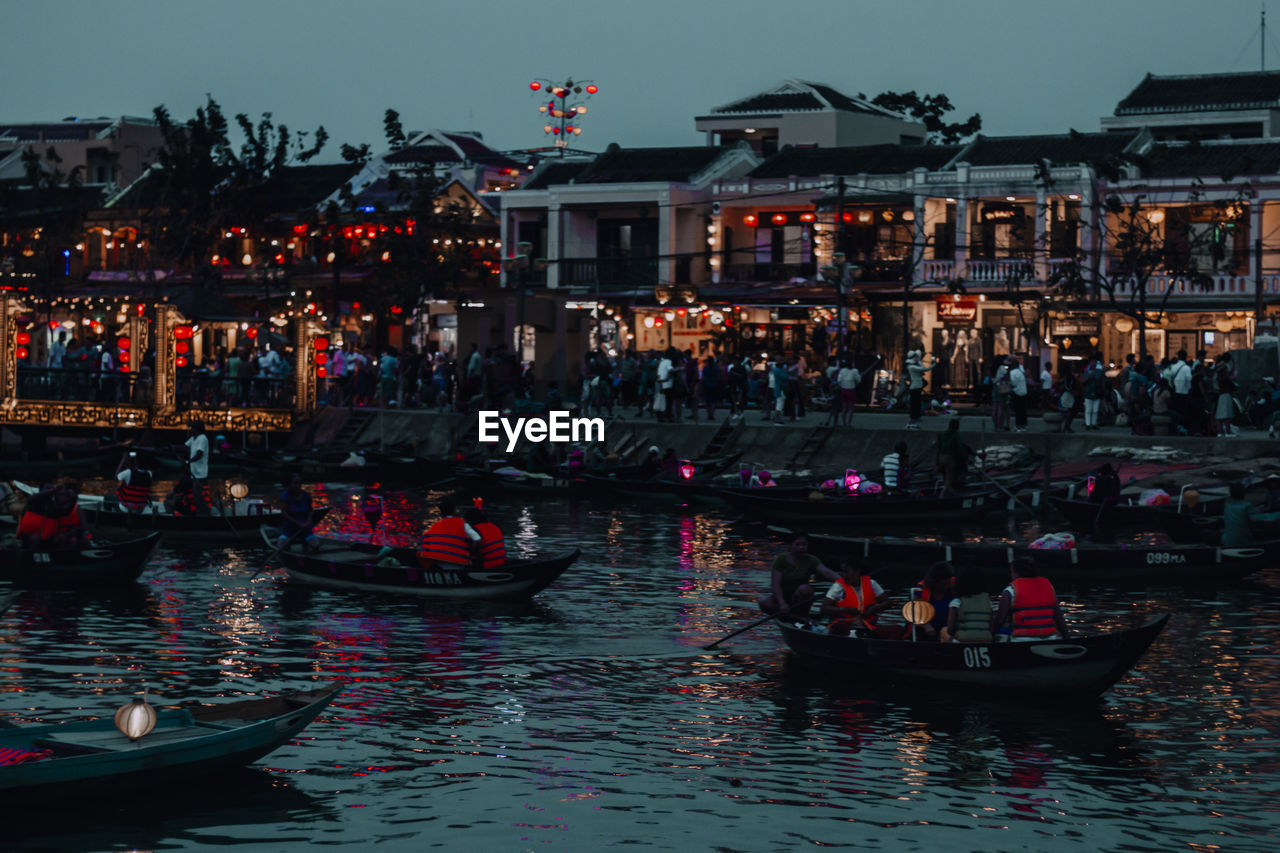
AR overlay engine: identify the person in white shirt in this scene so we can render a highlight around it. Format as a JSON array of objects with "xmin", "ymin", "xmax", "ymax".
[
  {"xmin": 655, "ymin": 349, "xmax": 674, "ymax": 423},
  {"xmin": 1007, "ymin": 357, "xmax": 1030, "ymax": 432},
  {"xmin": 881, "ymin": 441, "xmax": 909, "ymax": 492},
  {"xmin": 835, "ymin": 359, "xmax": 862, "ymax": 427},
  {"xmin": 184, "ymin": 420, "xmax": 211, "ymax": 512},
  {"xmin": 1040, "ymin": 362, "xmax": 1054, "ymax": 409},
  {"xmin": 48, "ymin": 332, "xmax": 66, "ymax": 369}
]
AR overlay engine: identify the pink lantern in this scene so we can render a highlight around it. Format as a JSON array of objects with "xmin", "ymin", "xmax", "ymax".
[
  {"xmin": 844, "ymin": 468, "xmax": 861, "ymax": 491},
  {"xmin": 679, "ymin": 461, "xmax": 695, "ymax": 480}
]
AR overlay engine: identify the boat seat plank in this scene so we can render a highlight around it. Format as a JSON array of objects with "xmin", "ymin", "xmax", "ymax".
[{"xmin": 32, "ymin": 722, "xmax": 206, "ymax": 751}]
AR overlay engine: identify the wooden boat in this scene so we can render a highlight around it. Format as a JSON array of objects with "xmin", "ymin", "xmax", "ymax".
[
  {"xmin": 722, "ymin": 483, "xmax": 1007, "ymax": 524},
  {"xmin": 270, "ymin": 450, "xmax": 453, "ymax": 486},
  {"xmin": 0, "ymin": 683, "xmax": 340, "ymax": 805},
  {"xmin": 1049, "ymin": 492, "xmax": 1227, "ymax": 530},
  {"xmin": 0, "ymin": 532, "xmax": 160, "ymax": 587},
  {"xmin": 775, "ymin": 614, "xmax": 1170, "ymax": 699},
  {"xmin": 784, "ymin": 526, "xmax": 1276, "ymax": 581},
  {"xmin": 261, "ymin": 527, "xmax": 578, "ymax": 599},
  {"xmin": 9, "ymin": 481, "xmax": 328, "ymax": 538}
]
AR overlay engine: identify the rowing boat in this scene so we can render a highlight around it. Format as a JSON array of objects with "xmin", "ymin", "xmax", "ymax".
[
  {"xmin": 777, "ymin": 615, "xmax": 1170, "ymax": 699},
  {"xmin": 723, "ymin": 483, "xmax": 1007, "ymax": 524},
  {"xmin": 261, "ymin": 527, "xmax": 578, "ymax": 599},
  {"xmin": 0, "ymin": 532, "xmax": 160, "ymax": 587},
  {"xmin": 0, "ymin": 683, "xmax": 340, "ymax": 805}
]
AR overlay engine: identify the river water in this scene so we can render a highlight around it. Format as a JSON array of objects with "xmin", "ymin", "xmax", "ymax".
[{"xmin": 3, "ymin": 485, "xmax": 1279, "ymax": 852}]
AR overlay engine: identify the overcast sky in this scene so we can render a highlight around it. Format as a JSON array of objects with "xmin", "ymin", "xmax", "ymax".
[{"xmin": 4, "ymin": 0, "xmax": 1277, "ymax": 160}]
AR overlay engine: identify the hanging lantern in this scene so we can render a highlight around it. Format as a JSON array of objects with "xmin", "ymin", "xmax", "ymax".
[
  {"xmin": 314, "ymin": 336, "xmax": 330, "ymax": 351},
  {"xmin": 230, "ymin": 482, "xmax": 250, "ymax": 499},
  {"xmin": 314, "ymin": 352, "xmax": 328, "ymax": 365},
  {"xmin": 643, "ymin": 316, "xmax": 655, "ymax": 328},
  {"xmin": 901, "ymin": 599, "xmax": 936, "ymax": 626},
  {"xmin": 573, "ymin": 128, "xmax": 582, "ymax": 135},
  {"xmin": 844, "ymin": 468, "xmax": 861, "ymax": 491},
  {"xmin": 15, "ymin": 346, "xmax": 28, "ymax": 360},
  {"xmin": 585, "ymin": 84, "xmax": 598, "ymax": 94},
  {"xmin": 175, "ymin": 356, "xmax": 188, "ymax": 368},
  {"xmin": 679, "ymin": 461, "xmax": 696, "ymax": 480},
  {"xmin": 743, "ymin": 214, "xmax": 758, "ymax": 227},
  {"xmin": 316, "ymin": 365, "xmax": 327, "ymax": 378},
  {"xmin": 114, "ymin": 694, "xmax": 157, "ymax": 742},
  {"xmin": 119, "ymin": 351, "xmax": 130, "ymax": 364},
  {"xmin": 175, "ymin": 341, "xmax": 189, "ymax": 355},
  {"xmin": 173, "ymin": 325, "xmax": 193, "ymax": 340},
  {"xmin": 544, "ymin": 124, "xmax": 553, "ymax": 134},
  {"xmin": 771, "ymin": 213, "xmax": 787, "ymax": 225},
  {"xmin": 246, "ymin": 327, "xmax": 258, "ymax": 339},
  {"xmin": 529, "ymin": 81, "xmax": 541, "ymax": 91},
  {"xmin": 116, "ymin": 336, "xmax": 131, "ymax": 350}
]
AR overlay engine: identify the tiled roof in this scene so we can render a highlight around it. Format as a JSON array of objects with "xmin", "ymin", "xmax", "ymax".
[
  {"xmin": 522, "ymin": 160, "xmax": 592, "ymax": 189},
  {"xmin": 706, "ymin": 80, "xmax": 893, "ymax": 118},
  {"xmin": 749, "ymin": 143, "xmax": 963, "ymax": 178},
  {"xmin": 385, "ymin": 144, "xmax": 459, "ymax": 165},
  {"xmin": 712, "ymin": 91, "xmax": 825, "ymax": 113},
  {"xmin": 0, "ymin": 120, "xmax": 115, "ymax": 142},
  {"xmin": 1116, "ymin": 71, "xmax": 1280, "ymax": 114},
  {"xmin": 1138, "ymin": 141, "xmax": 1280, "ymax": 180},
  {"xmin": 571, "ymin": 145, "xmax": 729, "ymax": 184},
  {"xmin": 959, "ymin": 132, "xmax": 1142, "ymax": 167}
]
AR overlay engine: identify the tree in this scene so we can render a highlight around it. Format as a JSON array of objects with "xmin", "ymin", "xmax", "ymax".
[
  {"xmin": 866, "ymin": 90, "xmax": 982, "ymax": 145},
  {"xmin": 0, "ymin": 145, "xmax": 96, "ymax": 302}
]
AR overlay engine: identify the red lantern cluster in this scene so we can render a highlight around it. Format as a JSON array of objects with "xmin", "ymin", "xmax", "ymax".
[
  {"xmin": 173, "ymin": 325, "xmax": 192, "ymax": 368},
  {"xmin": 117, "ymin": 336, "xmax": 131, "ymax": 369},
  {"xmin": 15, "ymin": 328, "xmax": 30, "ymax": 361},
  {"xmin": 314, "ymin": 336, "xmax": 329, "ymax": 378}
]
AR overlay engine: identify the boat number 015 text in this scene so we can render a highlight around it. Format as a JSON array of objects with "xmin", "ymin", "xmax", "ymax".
[{"xmin": 963, "ymin": 647, "xmax": 991, "ymax": 668}]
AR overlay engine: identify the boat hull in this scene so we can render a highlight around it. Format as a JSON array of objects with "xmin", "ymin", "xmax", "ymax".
[
  {"xmin": 0, "ymin": 532, "xmax": 160, "ymax": 587},
  {"xmin": 778, "ymin": 615, "xmax": 1170, "ymax": 698}
]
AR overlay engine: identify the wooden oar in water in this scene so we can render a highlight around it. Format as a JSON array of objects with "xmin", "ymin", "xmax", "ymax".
[{"xmin": 703, "ymin": 613, "xmax": 780, "ymax": 650}]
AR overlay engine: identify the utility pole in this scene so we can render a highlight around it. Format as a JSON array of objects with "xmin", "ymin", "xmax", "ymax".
[{"xmin": 834, "ymin": 176, "xmax": 846, "ymax": 359}]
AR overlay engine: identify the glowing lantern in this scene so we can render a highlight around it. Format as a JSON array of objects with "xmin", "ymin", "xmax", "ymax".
[
  {"xmin": 316, "ymin": 365, "xmax": 327, "ymax": 378},
  {"xmin": 572, "ymin": 128, "xmax": 582, "ymax": 135},
  {"xmin": 844, "ymin": 468, "xmax": 861, "ymax": 491},
  {"xmin": 586, "ymin": 84, "xmax": 598, "ymax": 94},
  {"xmin": 676, "ymin": 308, "xmax": 687, "ymax": 317},
  {"xmin": 136, "ymin": 304, "xmax": 145, "ymax": 316},
  {"xmin": 230, "ymin": 482, "xmax": 250, "ymax": 499},
  {"xmin": 173, "ymin": 325, "xmax": 193, "ymax": 340},
  {"xmin": 800, "ymin": 212, "xmax": 816, "ymax": 222},
  {"xmin": 114, "ymin": 694, "xmax": 157, "ymax": 742},
  {"xmin": 15, "ymin": 331, "xmax": 30, "ymax": 345},
  {"xmin": 654, "ymin": 317, "xmax": 664, "ymax": 328},
  {"xmin": 15, "ymin": 346, "xmax": 28, "ymax": 360},
  {"xmin": 679, "ymin": 461, "xmax": 696, "ymax": 480},
  {"xmin": 175, "ymin": 356, "xmax": 188, "ymax": 368},
  {"xmin": 314, "ymin": 352, "xmax": 328, "ymax": 365},
  {"xmin": 117, "ymin": 336, "xmax": 131, "ymax": 350},
  {"xmin": 175, "ymin": 341, "xmax": 189, "ymax": 355},
  {"xmin": 771, "ymin": 213, "xmax": 787, "ymax": 225},
  {"xmin": 314, "ymin": 336, "xmax": 330, "ymax": 351},
  {"xmin": 529, "ymin": 81, "xmax": 541, "ymax": 91},
  {"xmin": 643, "ymin": 316, "xmax": 655, "ymax": 328},
  {"xmin": 246, "ymin": 327, "xmax": 258, "ymax": 339},
  {"xmin": 552, "ymin": 127, "xmax": 562, "ymax": 135},
  {"xmin": 119, "ymin": 351, "xmax": 130, "ymax": 364},
  {"xmin": 743, "ymin": 214, "xmax": 758, "ymax": 227}
]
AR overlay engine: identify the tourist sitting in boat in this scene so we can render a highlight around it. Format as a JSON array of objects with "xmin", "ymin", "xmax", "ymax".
[
  {"xmin": 994, "ymin": 558, "xmax": 1070, "ymax": 641},
  {"xmin": 943, "ymin": 565, "xmax": 993, "ymax": 643},
  {"xmin": 418, "ymin": 496, "xmax": 482, "ymax": 570},
  {"xmin": 881, "ymin": 442, "xmax": 910, "ymax": 494},
  {"xmin": 819, "ymin": 555, "xmax": 891, "ymax": 637},
  {"xmin": 48, "ymin": 483, "xmax": 90, "ymax": 550},
  {"xmin": 909, "ymin": 562, "xmax": 955, "ymax": 640},
  {"xmin": 639, "ymin": 446, "xmax": 662, "ymax": 478},
  {"xmin": 165, "ymin": 475, "xmax": 199, "ymax": 516},
  {"xmin": 464, "ymin": 505, "xmax": 507, "ymax": 568},
  {"xmin": 1221, "ymin": 480, "xmax": 1280, "ymax": 546},
  {"xmin": 757, "ymin": 531, "xmax": 841, "ymax": 628},
  {"xmin": 277, "ymin": 474, "xmax": 319, "ymax": 553},
  {"xmin": 1089, "ymin": 463, "xmax": 1122, "ymax": 504},
  {"xmin": 15, "ymin": 482, "xmax": 57, "ymax": 549},
  {"xmin": 114, "ymin": 451, "xmax": 153, "ymax": 513},
  {"xmin": 752, "ymin": 470, "xmax": 777, "ymax": 488}
]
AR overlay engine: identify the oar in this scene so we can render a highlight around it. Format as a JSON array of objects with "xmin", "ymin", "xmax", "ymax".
[
  {"xmin": 703, "ymin": 612, "xmax": 780, "ymax": 650},
  {"xmin": 251, "ymin": 520, "xmax": 312, "ymax": 579}
]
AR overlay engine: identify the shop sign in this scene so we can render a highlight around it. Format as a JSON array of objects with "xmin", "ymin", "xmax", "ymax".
[
  {"xmin": 981, "ymin": 203, "xmax": 1025, "ymax": 223},
  {"xmin": 936, "ymin": 297, "xmax": 977, "ymax": 323},
  {"xmin": 1051, "ymin": 317, "xmax": 1100, "ymax": 336}
]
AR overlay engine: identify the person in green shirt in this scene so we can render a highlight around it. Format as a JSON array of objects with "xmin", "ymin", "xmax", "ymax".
[
  {"xmin": 757, "ymin": 531, "xmax": 840, "ymax": 627},
  {"xmin": 1222, "ymin": 480, "xmax": 1280, "ymax": 546}
]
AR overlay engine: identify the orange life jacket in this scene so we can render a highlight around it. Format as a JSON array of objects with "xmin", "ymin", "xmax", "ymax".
[
  {"xmin": 418, "ymin": 516, "xmax": 472, "ymax": 567},
  {"xmin": 117, "ymin": 469, "xmax": 153, "ymax": 509},
  {"xmin": 17, "ymin": 508, "xmax": 55, "ymax": 540},
  {"xmin": 832, "ymin": 575, "xmax": 879, "ymax": 629},
  {"xmin": 474, "ymin": 521, "xmax": 507, "ymax": 568},
  {"xmin": 57, "ymin": 506, "xmax": 83, "ymax": 532},
  {"xmin": 1011, "ymin": 576, "xmax": 1058, "ymax": 637}
]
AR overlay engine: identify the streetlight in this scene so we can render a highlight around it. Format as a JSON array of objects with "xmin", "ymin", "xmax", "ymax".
[
  {"xmin": 820, "ymin": 251, "xmax": 862, "ymax": 361},
  {"xmin": 504, "ymin": 241, "xmax": 548, "ymax": 361},
  {"xmin": 528, "ymin": 78, "xmax": 600, "ymax": 155}
]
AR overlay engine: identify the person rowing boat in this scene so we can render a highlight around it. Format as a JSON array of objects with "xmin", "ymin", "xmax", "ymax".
[{"xmin": 757, "ymin": 531, "xmax": 840, "ymax": 628}]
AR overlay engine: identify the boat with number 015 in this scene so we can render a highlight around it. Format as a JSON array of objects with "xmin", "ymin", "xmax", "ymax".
[
  {"xmin": 0, "ymin": 532, "xmax": 160, "ymax": 587},
  {"xmin": 777, "ymin": 615, "xmax": 1170, "ymax": 699},
  {"xmin": 0, "ymin": 683, "xmax": 341, "ymax": 805},
  {"xmin": 260, "ymin": 527, "xmax": 579, "ymax": 599}
]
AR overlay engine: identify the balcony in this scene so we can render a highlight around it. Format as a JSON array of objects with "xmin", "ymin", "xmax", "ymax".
[
  {"xmin": 920, "ymin": 258, "xmax": 1074, "ymax": 283},
  {"xmin": 558, "ymin": 256, "xmax": 658, "ymax": 291}
]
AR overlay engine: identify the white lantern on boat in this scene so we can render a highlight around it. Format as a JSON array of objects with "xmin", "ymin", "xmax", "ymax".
[
  {"xmin": 229, "ymin": 482, "xmax": 250, "ymax": 500},
  {"xmin": 114, "ymin": 694, "xmax": 157, "ymax": 742},
  {"xmin": 901, "ymin": 600, "xmax": 935, "ymax": 626}
]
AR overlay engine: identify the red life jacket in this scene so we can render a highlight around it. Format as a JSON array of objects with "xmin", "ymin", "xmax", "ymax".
[
  {"xmin": 1011, "ymin": 576, "xmax": 1058, "ymax": 637},
  {"xmin": 56, "ymin": 506, "xmax": 83, "ymax": 533},
  {"xmin": 418, "ymin": 516, "xmax": 472, "ymax": 567},
  {"xmin": 832, "ymin": 575, "xmax": 879, "ymax": 629},
  {"xmin": 17, "ymin": 508, "xmax": 55, "ymax": 540},
  {"xmin": 474, "ymin": 521, "xmax": 507, "ymax": 568},
  {"xmin": 117, "ymin": 468, "xmax": 153, "ymax": 510}
]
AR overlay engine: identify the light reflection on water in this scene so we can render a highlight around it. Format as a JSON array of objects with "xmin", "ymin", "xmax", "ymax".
[{"xmin": 0, "ymin": 486, "xmax": 1278, "ymax": 850}]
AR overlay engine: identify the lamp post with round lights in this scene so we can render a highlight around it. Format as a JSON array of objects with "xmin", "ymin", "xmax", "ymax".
[
  {"xmin": 820, "ymin": 251, "xmax": 863, "ymax": 361},
  {"xmin": 528, "ymin": 78, "xmax": 599, "ymax": 155}
]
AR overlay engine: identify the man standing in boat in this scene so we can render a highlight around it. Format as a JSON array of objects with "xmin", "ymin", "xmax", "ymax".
[
  {"xmin": 114, "ymin": 450, "xmax": 153, "ymax": 513},
  {"xmin": 994, "ymin": 558, "xmax": 1070, "ymax": 641},
  {"xmin": 758, "ymin": 531, "xmax": 840, "ymax": 628},
  {"xmin": 418, "ymin": 496, "xmax": 483, "ymax": 570},
  {"xmin": 277, "ymin": 474, "xmax": 319, "ymax": 553},
  {"xmin": 819, "ymin": 556, "xmax": 891, "ymax": 637},
  {"xmin": 184, "ymin": 420, "xmax": 210, "ymax": 513}
]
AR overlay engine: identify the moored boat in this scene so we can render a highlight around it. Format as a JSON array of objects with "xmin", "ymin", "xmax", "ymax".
[
  {"xmin": 776, "ymin": 614, "xmax": 1170, "ymax": 699},
  {"xmin": 0, "ymin": 532, "xmax": 160, "ymax": 587},
  {"xmin": 261, "ymin": 527, "xmax": 578, "ymax": 599},
  {"xmin": 723, "ymin": 483, "xmax": 1006, "ymax": 524},
  {"xmin": 1049, "ymin": 493, "xmax": 1227, "ymax": 530},
  {"xmin": 0, "ymin": 683, "xmax": 340, "ymax": 805}
]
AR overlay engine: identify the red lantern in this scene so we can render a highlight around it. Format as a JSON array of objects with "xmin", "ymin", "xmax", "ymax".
[
  {"xmin": 676, "ymin": 308, "xmax": 687, "ymax": 317},
  {"xmin": 246, "ymin": 327, "xmax": 258, "ymax": 339},
  {"xmin": 529, "ymin": 81, "xmax": 541, "ymax": 91},
  {"xmin": 314, "ymin": 336, "xmax": 330, "ymax": 351},
  {"xmin": 316, "ymin": 365, "xmax": 327, "ymax": 378},
  {"xmin": 800, "ymin": 212, "xmax": 816, "ymax": 222},
  {"xmin": 173, "ymin": 325, "xmax": 193, "ymax": 340},
  {"xmin": 390, "ymin": 305, "xmax": 402, "ymax": 315},
  {"xmin": 119, "ymin": 365, "xmax": 130, "ymax": 373},
  {"xmin": 15, "ymin": 346, "xmax": 28, "ymax": 360},
  {"xmin": 136, "ymin": 304, "xmax": 145, "ymax": 316},
  {"xmin": 175, "ymin": 341, "xmax": 189, "ymax": 354},
  {"xmin": 586, "ymin": 84, "xmax": 598, "ymax": 94},
  {"xmin": 842, "ymin": 212, "xmax": 854, "ymax": 223},
  {"xmin": 15, "ymin": 331, "xmax": 30, "ymax": 345},
  {"xmin": 654, "ymin": 317, "xmax": 664, "ymax": 327},
  {"xmin": 119, "ymin": 351, "xmax": 130, "ymax": 364},
  {"xmin": 557, "ymin": 88, "xmax": 568, "ymax": 98},
  {"xmin": 117, "ymin": 336, "xmax": 131, "ymax": 350},
  {"xmin": 314, "ymin": 352, "xmax": 328, "ymax": 365},
  {"xmin": 771, "ymin": 213, "xmax": 787, "ymax": 225},
  {"xmin": 175, "ymin": 356, "xmax": 188, "ymax": 368},
  {"xmin": 551, "ymin": 127, "xmax": 561, "ymax": 135},
  {"xmin": 743, "ymin": 214, "xmax": 758, "ymax": 227},
  {"xmin": 49, "ymin": 320, "xmax": 60, "ymax": 329}
]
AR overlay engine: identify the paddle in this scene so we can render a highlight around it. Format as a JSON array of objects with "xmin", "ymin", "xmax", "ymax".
[
  {"xmin": 250, "ymin": 516, "xmax": 314, "ymax": 579},
  {"xmin": 703, "ymin": 612, "xmax": 780, "ymax": 650}
]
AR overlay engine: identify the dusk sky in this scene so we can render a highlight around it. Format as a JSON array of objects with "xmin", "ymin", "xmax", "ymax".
[{"xmin": 5, "ymin": 0, "xmax": 1277, "ymax": 159}]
